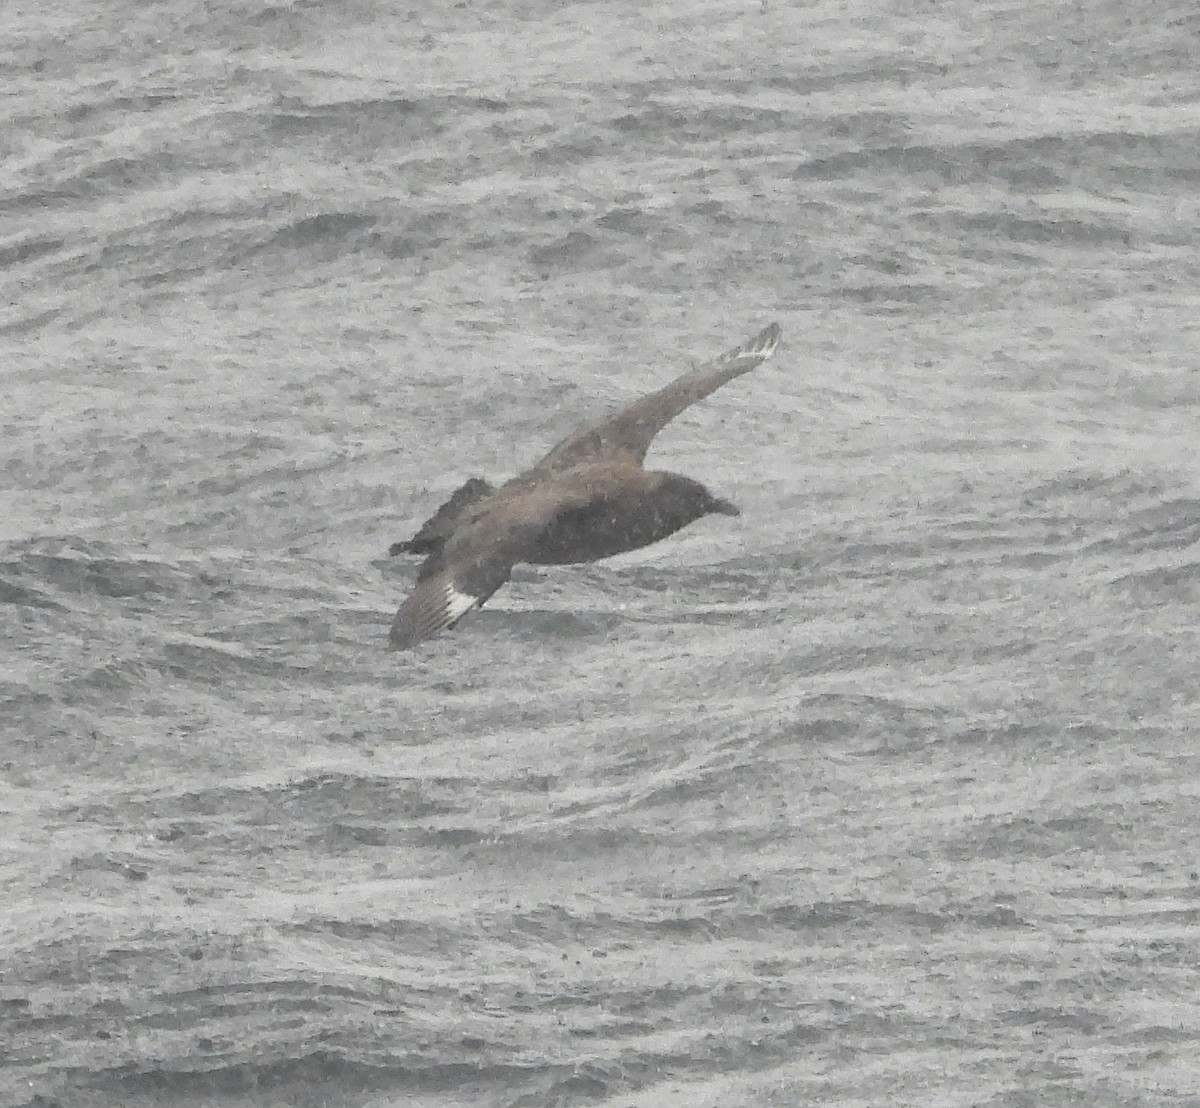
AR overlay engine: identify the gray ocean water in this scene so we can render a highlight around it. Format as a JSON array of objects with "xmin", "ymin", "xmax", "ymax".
[{"xmin": 3, "ymin": 1, "xmax": 1200, "ymax": 1105}]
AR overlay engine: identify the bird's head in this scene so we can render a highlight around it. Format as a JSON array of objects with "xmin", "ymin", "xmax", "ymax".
[{"xmin": 659, "ymin": 473, "xmax": 740, "ymax": 522}]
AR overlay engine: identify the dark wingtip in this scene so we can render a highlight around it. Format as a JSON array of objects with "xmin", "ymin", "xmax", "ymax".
[{"xmin": 756, "ymin": 321, "xmax": 782, "ymax": 353}]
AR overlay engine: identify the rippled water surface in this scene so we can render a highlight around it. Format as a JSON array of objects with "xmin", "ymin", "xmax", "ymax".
[{"xmin": 4, "ymin": 1, "xmax": 1200, "ymax": 1105}]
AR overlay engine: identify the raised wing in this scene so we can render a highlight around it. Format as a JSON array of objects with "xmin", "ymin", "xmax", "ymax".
[{"xmin": 534, "ymin": 321, "xmax": 781, "ymax": 473}]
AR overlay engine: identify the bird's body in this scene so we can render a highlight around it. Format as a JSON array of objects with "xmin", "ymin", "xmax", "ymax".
[
  {"xmin": 520, "ymin": 466, "xmax": 740, "ymax": 567},
  {"xmin": 388, "ymin": 322, "xmax": 781, "ymax": 649}
]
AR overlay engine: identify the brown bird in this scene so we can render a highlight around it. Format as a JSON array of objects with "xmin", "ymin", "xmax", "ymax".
[{"xmin": 388, "ymin": 322, "xmax": 782, "ymax": 649}]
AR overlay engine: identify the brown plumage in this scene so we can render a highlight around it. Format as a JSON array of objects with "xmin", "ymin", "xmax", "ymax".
[{"xmin": 388, "ymin": 322, "xmax": 781, "ymax": 649}]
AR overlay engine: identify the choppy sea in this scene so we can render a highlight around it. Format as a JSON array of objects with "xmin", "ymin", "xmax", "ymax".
[{"xmin": 3, "ymin": 1, "xmax": 1200, "ymax": 1105}]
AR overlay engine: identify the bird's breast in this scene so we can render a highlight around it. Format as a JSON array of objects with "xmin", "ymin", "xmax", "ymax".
[{"xmin": 526, "ymin": 497, "xmax": 695, "ymax": 565}]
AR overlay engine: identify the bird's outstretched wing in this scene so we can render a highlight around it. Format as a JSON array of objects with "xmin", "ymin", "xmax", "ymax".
[
  {"xmin": 534, "ymin": 322, "xmax": 781, "ymax": 473},
  {"xmin": 388, "ymin": 477, "xmax": 599, "ymax": 650},
  {"xmin": 388, "ymin": 558, "xmax": 510, "ymax": 649}
]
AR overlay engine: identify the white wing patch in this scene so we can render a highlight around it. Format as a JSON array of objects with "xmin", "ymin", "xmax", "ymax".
[
  {"xmin": 443, "ymin": 581, "xmax": 479, "ymax": 628},
  {"xmin": 390, "ymin": 572, "xmax": 485, "ymax": 649}
]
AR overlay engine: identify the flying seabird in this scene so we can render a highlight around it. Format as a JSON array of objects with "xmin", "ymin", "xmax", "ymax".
[{"xmin": 387, "ymin": 321, "xmax": 782, "ymax": 649}]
